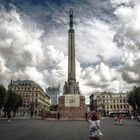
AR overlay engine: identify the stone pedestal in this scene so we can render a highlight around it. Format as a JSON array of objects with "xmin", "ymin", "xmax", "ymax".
[{"xmin": 58, "ymin": 94, "xmax": 87, "ymax": 120}]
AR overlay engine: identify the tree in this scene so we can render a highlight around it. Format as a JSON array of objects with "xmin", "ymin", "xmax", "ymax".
[
  {"xmin": 29, "ymin": 102, "xmax": 34, "ymax": 117},
  {"xmin": 0, "ymin": 84, "xmax": 6, "ymax": 110},
  {"xmin": 4, "ymin": 90, "xmax": 16, "ymax": 115},
  {"xmin": 13, "ymin": 95, "xmax": 23, "ymax": 116},
  {"xmin": 4, "ymin": 90, "xmax": 23, "ymax": 116},
  {"xmin": 128, "ymin": 86, "xmax": 140, "ymax": 115},
  {"xmin": 134, "ymin": 87, "xmax": 140, "ymax": 114}
]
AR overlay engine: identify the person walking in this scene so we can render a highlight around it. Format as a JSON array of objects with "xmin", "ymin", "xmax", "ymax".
[
  {"xmin": 114, "ymin": 115, "xmax": 118, "ymax": 125},
  {"xmin": 7, "ymin": 112, "xmax": 11, "ymax": 123},
  {"xmin": 88, "ymin": 112, "xmax": 103, "ymax": 140},
  {"xmin": 118, "ymin": 115, "xmax": 123, "ymax": 125},
  {"xmin": 137, "ymin": 115, "xmax": 140, "ymax": 125},
  {"xmin": 131, "ymin": 114, "xmax": 134, "ymax": 120}
]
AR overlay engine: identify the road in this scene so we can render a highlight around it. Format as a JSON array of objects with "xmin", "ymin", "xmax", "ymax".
[{"xmin": 0, "ymin": 118, "xmax": 140, "ymax": 140}]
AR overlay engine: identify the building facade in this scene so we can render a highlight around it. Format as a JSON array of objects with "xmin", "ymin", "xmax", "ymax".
[
  {"xmin": 46, "ymin": 85, "xmax": 60, "ymax": 106},
  {"xmin": 8, "ymin": 80, "xmax": 50, "ymax": 117},
  {"xmin": 90, "ymin": 92, "xmax": 132, "ymax": 116}
]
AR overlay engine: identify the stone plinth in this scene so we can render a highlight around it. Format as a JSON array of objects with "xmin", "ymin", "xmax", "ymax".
[{"xmin": 58, "ymin": 94, "xmax": 87, "ymax": 120}]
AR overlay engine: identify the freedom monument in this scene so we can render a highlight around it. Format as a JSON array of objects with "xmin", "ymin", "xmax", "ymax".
[{"xmin": 58, "ymin": 10, "xmax": 87, "ymax": 120}]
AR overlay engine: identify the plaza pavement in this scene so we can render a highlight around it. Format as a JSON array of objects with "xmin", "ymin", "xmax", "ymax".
[{"xmin": 0, "ymin": 118, "xmax": 140, "ymax": 140}]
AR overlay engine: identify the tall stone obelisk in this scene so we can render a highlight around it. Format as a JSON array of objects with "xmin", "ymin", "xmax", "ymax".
[
  {"xmin": 68, "ymin": 9, "xmax": 76, "ymax": 82},
  {"xmin": 64, "ymin": 9, "xmax": 80, "ymax": 95},
  {"xmin": 58, "ymin": 10, "xmax": 87, "ymax": 120}
]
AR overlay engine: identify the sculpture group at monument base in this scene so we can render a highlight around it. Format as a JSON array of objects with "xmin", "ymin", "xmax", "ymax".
[{"xmin": 58, "ymin": 95, "xmax": 87, "ymax": 120}]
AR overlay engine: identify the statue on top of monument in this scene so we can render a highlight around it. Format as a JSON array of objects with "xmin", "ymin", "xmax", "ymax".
[{"xmin": 69, "ymin": 9, "xmax": 73, "ymax": 30}]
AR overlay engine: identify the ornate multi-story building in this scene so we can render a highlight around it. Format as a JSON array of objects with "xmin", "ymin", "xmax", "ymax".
[
  {"xmin": 90, "ymin": 92, "xmax": 132, "ymax": 116},
  {"xmin": 8, "ymin": 80, "xmax": 50, "ymax": 117}
]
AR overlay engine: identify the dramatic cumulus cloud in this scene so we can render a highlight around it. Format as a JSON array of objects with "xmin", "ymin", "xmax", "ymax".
[
  {"xmin": 0, "ymin": 7, "xmax": 68, "ymax": 90},
  {"xmin": 112, "ymin": 0, "xmax": 140, "ymax": 85},
  {"xmin": 76, "ymin": 18, "xmax": 122, "ymax": 64},
  {"xmin": 0, "ymin": 0, "xmax": 140, "ymax": 103},
  {"xmin": 111, "ymin": 0, "xmax": 132, "ymax": 6},
  {"xmin": 0, "ymin": 8, "xmax": 45, "ymax": 86}
]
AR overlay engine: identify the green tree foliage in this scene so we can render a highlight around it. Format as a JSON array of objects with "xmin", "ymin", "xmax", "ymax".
[
  {"xmin": 13, "ymin": 95, "xmax": 23, "ymax": 116},
  {"xmin": 128, "ymin": 92, "xmax": 135, "ymax": 109},
  {"xmin": 4, "ymin": 90, "xmax": 16, "ymax": 114},
  {"xmin": 128, "ymin": 86, "xmax": 140, "ymax": 114},
  {"xmin": 0, "ymin": 84, "xmax": 6, "ymax": 109},
  {"xmin": 0, "ymin": 84, "xmax": 22, "ymax": 117},
  {"xmin": 29, "ymin": 102, "xmax": 34, "ymax": 117},
  {"xmin": 4, "ymin": 90, "xmax": 23, "ymax": 116}
]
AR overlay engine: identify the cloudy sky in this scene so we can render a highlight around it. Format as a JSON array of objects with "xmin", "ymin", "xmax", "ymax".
[{"xmin": 0, "ymin": 0, "xmax": 140, "ymax": 102}]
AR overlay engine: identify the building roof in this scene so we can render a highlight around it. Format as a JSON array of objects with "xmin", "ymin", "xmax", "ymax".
[
  {"xmin": 9, "ymin": 79, "xmax": 36, "ymax": 86},
  {"xmin": 89, "ymin": 92, "xmax": 128, "ymax": 99},
  {"xmin": 8, "ymin": 79, "xmax": 50, "ymax": 99}
]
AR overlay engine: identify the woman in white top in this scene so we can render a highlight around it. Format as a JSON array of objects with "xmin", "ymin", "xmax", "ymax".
[{"xmin": 88, "ymin": 112, "xmax": 102, "ymax": 140}]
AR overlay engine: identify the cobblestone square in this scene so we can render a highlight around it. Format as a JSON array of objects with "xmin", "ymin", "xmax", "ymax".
[{"xmin": 0, "ymin": 118, "xmax": 140, "ymax": 140}]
